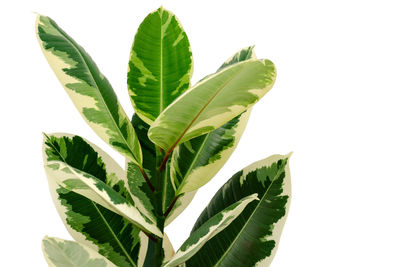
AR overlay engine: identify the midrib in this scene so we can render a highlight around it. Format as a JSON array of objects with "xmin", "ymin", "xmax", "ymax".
[{"xmin": 213, "ymin": 169, "xmax": 284, "ymax": 266}]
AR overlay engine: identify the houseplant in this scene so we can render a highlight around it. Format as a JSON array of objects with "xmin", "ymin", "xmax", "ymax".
[{"xmin": 37, "ymin": 7, "xmax": 291, "ymax": 266}]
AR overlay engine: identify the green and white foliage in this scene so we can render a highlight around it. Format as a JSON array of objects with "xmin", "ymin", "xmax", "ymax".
[
  {"xmin": 148, "ymin": 58, "xmax": 276, "ymax": 152},
  {"xmin": 163, "ymin": 194, "xmax": 258, "ymax": 267},
  {"xmin": 170, "ymin": 46, "xmax": 256, "ymax": 195},
  {"xmin": 36, "ymin": 15, "xmax": 142, "ymax": 166},
  {"xmin": 186, "ymin": 154, "xmax": 292, "ymax": 266},
  {"xmin": 128, "ymin": 7, "xmax": 193, "ymax": 125},
  {"xmin": 38, "ymin": 7, "xmax": 290, "ymax": 267},
  {"xmin": 42, "ymin": 236, "xmax": 117, "ymax": 267},
  {"xmin": 43, "ymin": 133, "xmax": 146, "ymax": 266},
  {"xmin": 43, "ymin": 134, "xmax": 162, "ymax": 238}
]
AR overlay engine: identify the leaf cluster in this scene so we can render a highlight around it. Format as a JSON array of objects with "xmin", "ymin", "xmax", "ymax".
[{"xmin": 37, "ymin": 7, "xmax": 291, "ymax": 267}]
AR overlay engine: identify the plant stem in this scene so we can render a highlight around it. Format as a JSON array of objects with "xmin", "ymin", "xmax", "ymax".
[
  {"xmin": 163, "ymin": 195, "xmax": 180, "ymax": 218},
  {"xmin": 139, "ymin": 166, "xmax": 155, "ymax": 192}
]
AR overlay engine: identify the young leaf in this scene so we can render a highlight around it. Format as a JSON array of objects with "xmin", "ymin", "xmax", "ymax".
[
  {"xmin": 128, "ymin": 7, "xmax": 193, "ymax": 125},
  {"xmin": 166, "ymin": 46, "xmax": 256, "ymax": 221},
  {"xmin": 43, "ymin": 134, "xmax": 162, "ymax": 237},
  {"xmin": 43, "ymin": 133, "xmax": 144, "ymax": 267},
  {"xmin": 163, "ymin": 194, "xmax": 259, "ymax": 267},
  {"xmin": 36, "ymin": 15, "xmax": 142, "ymax": 166},
  {"xmin": 185, "ymin": 154, "xmax": 292, "ymax": 266},
  {"xmin": 148, "ymin": 58, "xmax": 276, "ymax": 152},
  {"xmin": 42, "ymin": 236, "xmax": 117, "ymax": 267}
]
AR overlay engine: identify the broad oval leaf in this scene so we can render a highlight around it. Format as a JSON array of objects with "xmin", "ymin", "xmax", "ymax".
[
  {"xmin": 163, "ymin": 194, "xmax": 258, "ymax": 267},
  {"xmin": 128, "ymin": 7, "xmax": 193, "ymax": 124},
  {"xmin": 186, "ymin": 154, "xmax": 292, "ymax": 267},
  {"xmin": 42, "ymin": 236, "xmax": 117, "ymax": 267},
  {"xmin": 167, "ymin": 46, "xmax": 256, "ymax": 221},
  {"xmin": 36, "ymin": 15, "xmax": 142, "ymax": 166},
  {"xmin": 43, "ymin": 134, "xmax": 162, "ymax": 237},
  {"xmin": 148, "ymin": 58, "xmax": 276, "ymax": 152},
  {"xmin": 43, "ymin": 133, "xmax": 146, "ymax": 266}
]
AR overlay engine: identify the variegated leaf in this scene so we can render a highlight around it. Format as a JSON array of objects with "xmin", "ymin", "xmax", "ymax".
[
  {"xmin": 186, "ymin": 154, "xmax": 292, "ymax": 266},
  {"xmin": 130, "ymin": 114, "xmax": 176, "ymax": 215},
  {"xmin": 43, "ymin": 133, "xmax": 145, "ymax": 266},
  {"xmin": 42, "ymin": 236, "xmax": 117, "ymax": 267},
  {"xmin": 166, "ymin": 46, "xmax": 256, "ymax": 222},
  {"xmin": 163, "ymin": 194, "xmax": 259, "ymax": 267},
  {"xmin": 43, "ymin": 134, "xmax": 162, "ymax": 237},
  {"xmin": 128, "ymin": 7, "xmax": 193, "ymax": 124},
  {"xmin": 148, "ymin": 58, "xmax": 276, "ymax": 152},
  {"xmin": 36, "ymin": 15, "xmax": 142, "ymax": 166},
  {"xmin": 170, "ymin": 108, "xmax": 250, "ymax": 195}
]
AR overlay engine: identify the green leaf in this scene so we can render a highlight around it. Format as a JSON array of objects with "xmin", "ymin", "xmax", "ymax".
[
  {"xmin": 163, "ymin": 194, "xmax": 259, "ymax": 267},
  {"xmin": 36, "ymin": 15, "xmax": 142, "ymax": 166},
  {"xmin": 43, "ymin": 133, "xmax": 145, "ymax": 266},
  {"xmin": 43, "ymin": 134, "xmax": 162, "ymax": 237},
  {"xmin": 166, "ymin": 46, "xmax": 256, "ymax": 222},
  {"xmin": 148, "ymin": 58, "xmax": 276, "ymax": 152},
  {"xmin": 128, "ymin": 7, "xmax": 193, "ymax": 125},
  {"xmin": 130, "ymin": 114, "xmax": 176, "ymax": 216},
  {"xmin": 42, "ymin": 236, "xmax": 117, "ymax": 267},
  {"xmin": 185, "ymin": 154, "xmax": 292, "ymax": 266},
  {"xmin": 171, "ymin": 108, "xmax": 250, "ymax": 195}
]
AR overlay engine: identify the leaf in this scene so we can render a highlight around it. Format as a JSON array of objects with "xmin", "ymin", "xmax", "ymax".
[
  {"xmin": 130, "ymin": 114, "xmax": 176, "ymax": 215},
  {"xmin": 43, "ymin": 134, "xmax": 162, "ymax": 237},
  {"xmin": 42, "ymin": 236, "xmax": 117, "ymax": 267},
  {"xmin": 138, "ymin": 233, "xmax": 175, "ymax": 266},
  {"xmin": 165, "ymin": 46, "xmax": 256, "ymax": 222},
  {"xmin": 43, "ymin": 133, "xmax": 146, "ymax": 266},
  {"xmin": 163, "ymin": 194, "xmax": 259, "ymax": 267},
  {"xmin": 128, "ymin": 7, "xmax": 193, "ymax": 125},
  {"xmin": 171, "ymin": 109, "xmax": 250, "ymax": 195},
  {"xmin": 148, "ymin": 58, "xmax": 276, "ymax": 152},
  {"xmin": 36, "ymin": 15, "xmax": 142, "ymax": 166},
  {"xmin": 185, "ymin": 154, "xmax": 292, "ymax": 266}
]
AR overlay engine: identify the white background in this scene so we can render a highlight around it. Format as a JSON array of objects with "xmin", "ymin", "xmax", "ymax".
[{"xmin": 1, "ymin": 0, "xmax": 400, "ymax": 266}]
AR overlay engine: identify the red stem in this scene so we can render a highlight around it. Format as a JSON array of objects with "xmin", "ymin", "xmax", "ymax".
[
  {"xmin": 163, "ymin": 195, "xmax": 180, "ymax": 218},
  {"xmin": 139, "ymin": 167, "xmax": 155, "ymax": 192}
]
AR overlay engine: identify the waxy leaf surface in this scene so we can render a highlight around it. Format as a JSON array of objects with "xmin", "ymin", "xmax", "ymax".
[
  {"xmin": 36, "ymin": 15, "xmax": 142, "ymax": 166},
  {"xmin": 148, "ymin": 58, "xmax": 276, "ymax": 152},
  {"xmin": 42, "ymin": 236, "xmax": 117, "ymax": 267},
  {"xmin": 43, "ymin": 134, "xmax": 146, "ymax": 266},
  {"xmin": 163, "ymin": 194, "xmax": 258, "ymax": 267},
  {"xmin": 186, "ymin": 154, "xmax": 291, "ymax": 266},
  {"xmin": 43, "ymin": 134, "xmax": 162, "ymax": 237},
  {"xmin": 128, "ymin": 7, "xmax": 193, "ymax": 125}
]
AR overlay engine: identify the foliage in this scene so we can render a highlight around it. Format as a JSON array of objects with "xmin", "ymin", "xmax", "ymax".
[{"xmin": 37, "ymin": 7, "xmax": 291, "ymax": 267}]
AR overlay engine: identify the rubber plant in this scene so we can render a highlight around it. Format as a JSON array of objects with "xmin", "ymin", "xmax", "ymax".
[{"xmin": 36, "ymin": 7, "xmax": 291, "ymax": 267}]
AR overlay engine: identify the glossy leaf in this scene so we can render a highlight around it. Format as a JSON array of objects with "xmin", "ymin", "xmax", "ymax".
[
  {"xmin": 128, "ymin": 7, "xmax": 193, "ymax": 125},
  {"xmin": 43, "ymin": 133, "xmax": 145, "ymax": 266},
  {"xmin": 129, "ymin": 114, "xmax": 175, "ymax": 215},
  {"xmin": 163, "ymin": 194, "xmax": 258, "ymax": 267},
  {"xmin": 148, "ymin": 58, "xmax": 276, "ymax": 152},
  {"xmin": 36, "ymin": 15, "xmax": 142, "ymax": 166},
  {"xmin": 42, "ymin": 236, "xmax": 117, "ymax": 267},
  {"xmin": 186, "ymin": 154, "xmax": 292, "ymax": 266},
  {"xmin": 166, "ymin": 46, "xmax": 257, "ymax": 220},
  {"xmin": 171, "ymin": 110, "xmax": 250, "ymax": 194},
  {"xmin": 43, "ymin": 134, "xmax": 162, "ymax": 237}
]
